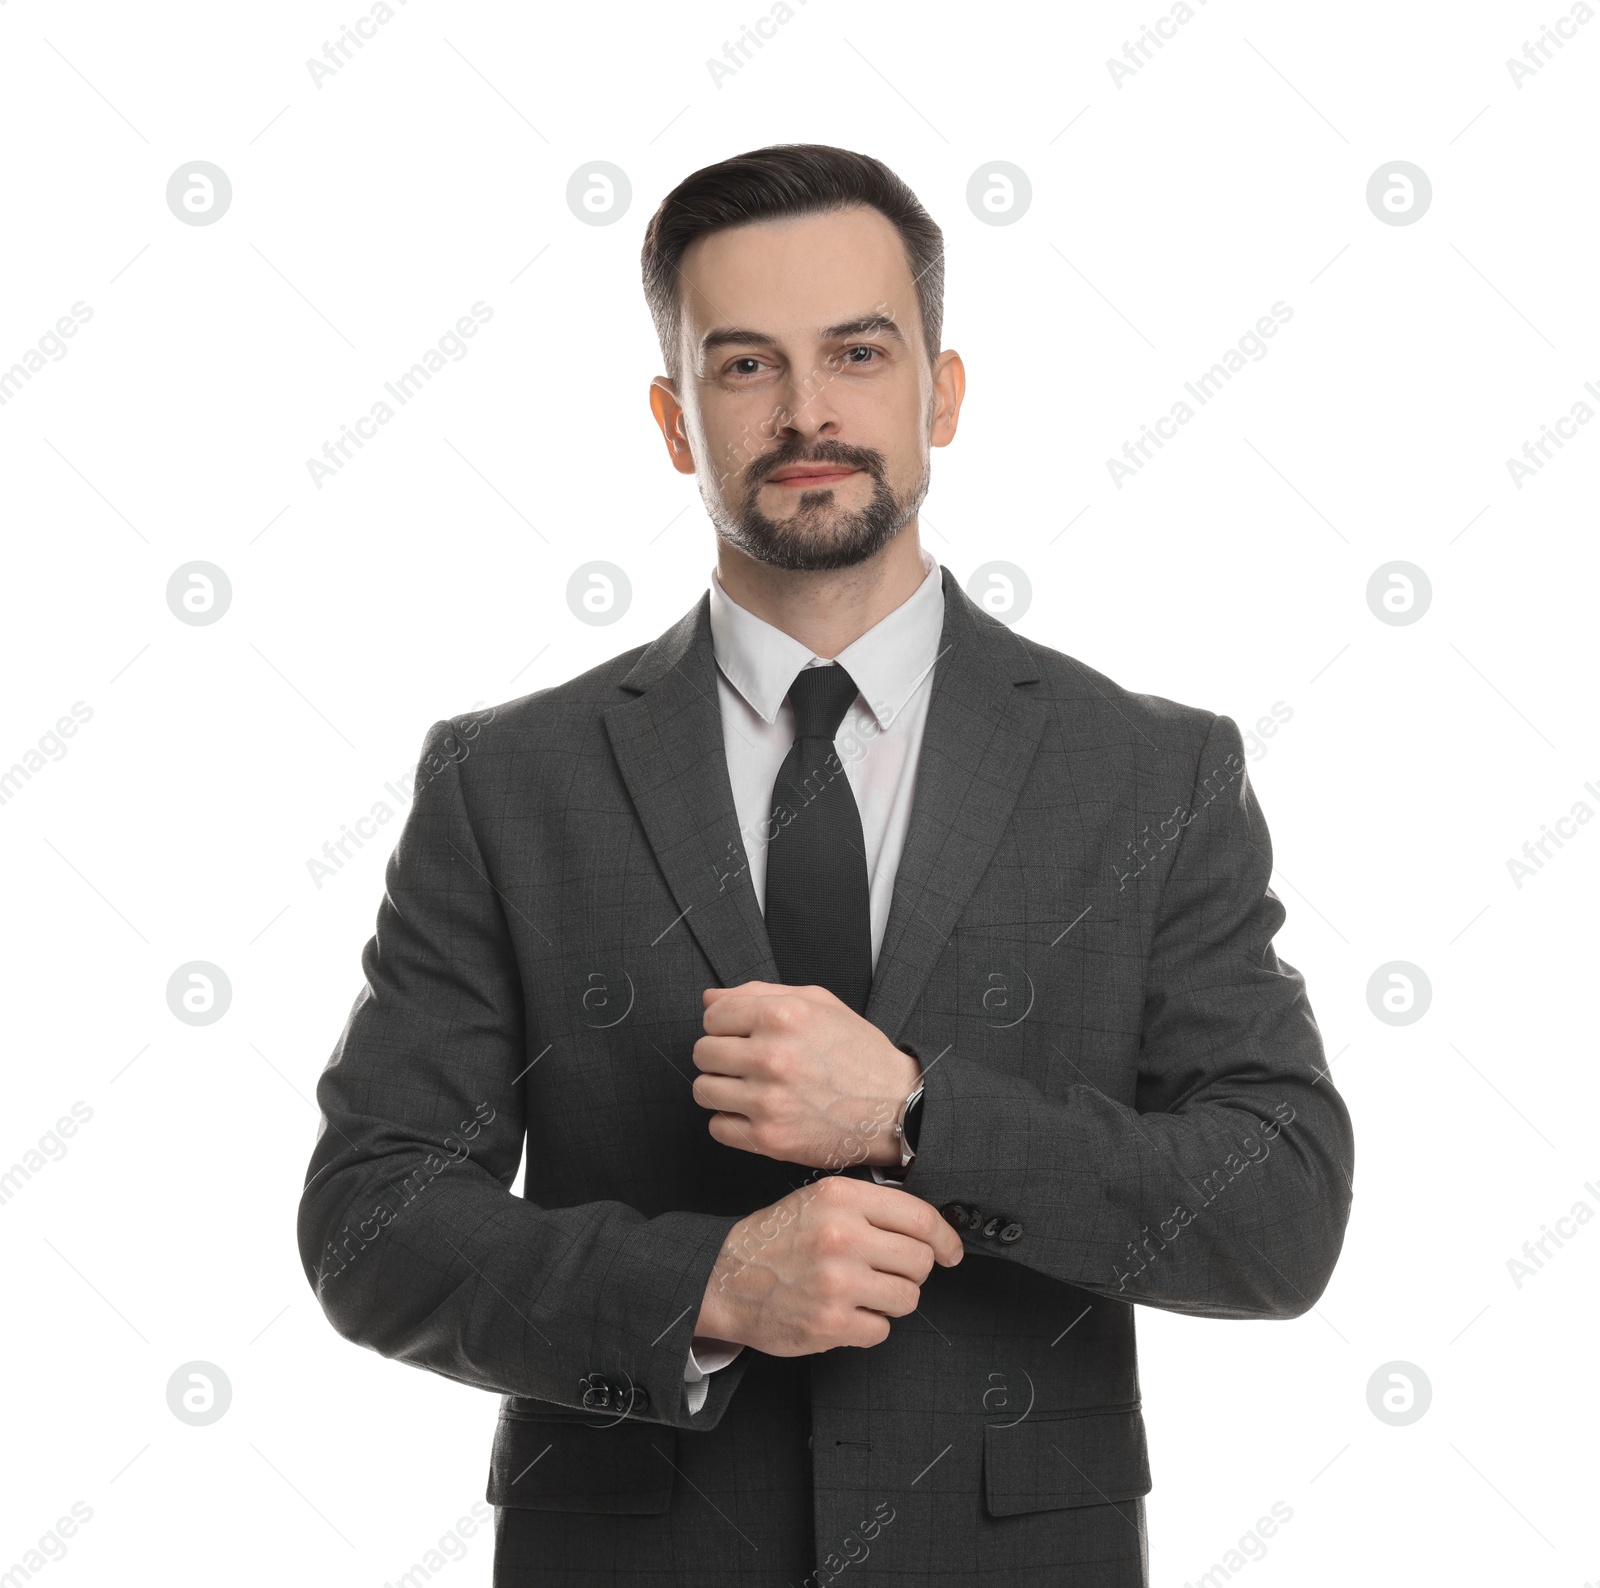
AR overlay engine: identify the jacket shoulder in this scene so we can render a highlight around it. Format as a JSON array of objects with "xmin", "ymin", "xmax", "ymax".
[
  {"xmin": 1009, "ymin": 630, "xmax": 1223, "ymax": 765},
  {"xmin": 432, "ymin": 641, "xmax": 655, "ymax": 755}
]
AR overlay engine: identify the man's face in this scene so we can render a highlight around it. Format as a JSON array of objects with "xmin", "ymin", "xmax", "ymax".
[{"xmin": 652, "ymin": 205, "xmax": 960, "ymax": 572}]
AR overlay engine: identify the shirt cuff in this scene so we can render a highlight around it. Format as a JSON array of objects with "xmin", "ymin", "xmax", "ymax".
[
  {"xmin": 870, "ymin": 1163, "xmax": 909, "ymax": 1184},
  {"xmin": 683, "ymin": 1336, "xmax": 744, "ymax": 1415}
]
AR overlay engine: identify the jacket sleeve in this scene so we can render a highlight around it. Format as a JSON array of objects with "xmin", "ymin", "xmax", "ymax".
[
  {"xmin": 296, "ymin": 715, "xmax": 752, "ymax": 1429},
  {"xmin": 897, "ymin": 712, "xmax": 1355, "ymax": 1319}
]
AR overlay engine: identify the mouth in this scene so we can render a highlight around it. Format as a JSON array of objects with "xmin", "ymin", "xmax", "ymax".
[{"xmin": 764, "ymin": 467, "xmax": 860, "ymax": 488}]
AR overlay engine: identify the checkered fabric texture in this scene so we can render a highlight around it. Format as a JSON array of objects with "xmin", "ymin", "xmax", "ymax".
[{"xmin": 297, "ymin": 565, "xmax": 1355, "ymax": 1587}]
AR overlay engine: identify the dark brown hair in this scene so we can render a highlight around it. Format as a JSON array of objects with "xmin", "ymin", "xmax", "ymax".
[{"xmin": 640, "ymin": 143, "xmax": 945, "ymax": 381}]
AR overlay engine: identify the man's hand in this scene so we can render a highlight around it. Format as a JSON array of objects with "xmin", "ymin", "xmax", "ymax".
[
  {"xmin": 694, "ymin": 1175, "xmax": 963, "ymax": 1356},
  {"xmin": 692, "ymin": 982, "xmax": 921, "ymax": 1169}
]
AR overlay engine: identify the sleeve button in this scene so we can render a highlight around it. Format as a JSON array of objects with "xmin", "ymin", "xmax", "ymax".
[
  {"xmin": 579, "ymin": 1375, "xmax": 647, "ymax": 1414},
  {"xmin": 999, "ymin": 1222, "xmax": 1023, "ymax": 1243}
]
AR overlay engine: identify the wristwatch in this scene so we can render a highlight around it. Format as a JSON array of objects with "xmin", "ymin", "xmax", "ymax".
[{"xmin": 893, "ymin": 1043, "xmax": 925, "ymax": 1169}]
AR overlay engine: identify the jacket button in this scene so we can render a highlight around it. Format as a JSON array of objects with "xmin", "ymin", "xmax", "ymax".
[
  {"xmin": 981, "ymin": 1216, "xmax": 1002, "ymax": 1239},
  {"xmin": 999, "ymin": 1222, "xmax": 1023, "ymax": 1243},
  {"xmin": 807, "ymin": 1434, "xmax": 814, "ymax": 1450},
  {"xmin": 939, "ymin": 1202, "xmax": 967, "ymax": 1227}
]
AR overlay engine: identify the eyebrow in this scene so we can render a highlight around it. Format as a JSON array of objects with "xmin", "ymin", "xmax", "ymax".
[{"xmin": 698, "ymin": 313, "xmax": 906, "ymax": 359}]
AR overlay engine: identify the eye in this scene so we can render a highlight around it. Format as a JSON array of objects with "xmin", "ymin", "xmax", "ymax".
[
  {"xmin": 726, "ymin": 356, "xmax": 766, "ymax": 377},
  {"xmin": 840, "ymin": 345, "xmax": 883, "ymax": 367}
]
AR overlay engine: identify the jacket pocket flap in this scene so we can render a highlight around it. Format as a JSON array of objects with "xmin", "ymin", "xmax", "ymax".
[
  {"xmin": 982, "ymin": 1404, "xmax": 1151, "ymax": 1518},
  {"xmin": 487, "ymin": 1412, "xmax": 677, "ymax": 1515}
]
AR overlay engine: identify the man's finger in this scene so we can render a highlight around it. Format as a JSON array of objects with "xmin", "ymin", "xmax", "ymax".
[
  {"xmin": 692, "ymin": 1034, "xmax": 756, "ymax": 1075},
  {"xmin": 691, "ymin": 1073, "xmax": 747, "ymax": 1114},
  {"xmin": 703, "ymin": 981, "xmax": 840, "ymax": 1009},
  {"xmin": 701, "ymin": 990, "xmax": 790, "ymax": 1036},
  {"xmin": 860, "ymin": 1183, "xmax": 966, "ymax": 1267},
  {"xmin": 702, "ymin": 981, "xmax": 786, "ymax": 1008}
]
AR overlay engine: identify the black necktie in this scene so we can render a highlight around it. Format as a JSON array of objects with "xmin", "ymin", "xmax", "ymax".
[{"xmin": 763, "ymin": 663, "xmax": 873, "ymax": 1014}]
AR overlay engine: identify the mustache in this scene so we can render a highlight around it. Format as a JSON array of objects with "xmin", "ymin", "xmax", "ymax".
[{"xmin": 748, "ymin": 442, "xmax": 883, "ymax": 486}]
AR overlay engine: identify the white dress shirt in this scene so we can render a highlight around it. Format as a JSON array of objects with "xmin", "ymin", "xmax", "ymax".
[{"xmin": 682, "ymin": 545, "xmax": 946, "ymax": 1413}]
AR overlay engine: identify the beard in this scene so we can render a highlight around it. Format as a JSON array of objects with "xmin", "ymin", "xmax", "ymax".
[{"xmin": 706, "ymin": 439, "xmax": 929, "ymax": 573}]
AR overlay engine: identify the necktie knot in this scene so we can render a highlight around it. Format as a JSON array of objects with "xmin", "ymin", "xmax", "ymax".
[{"xmin": 787, "ymin": 663, "xmax": 859, "ymax": 742}]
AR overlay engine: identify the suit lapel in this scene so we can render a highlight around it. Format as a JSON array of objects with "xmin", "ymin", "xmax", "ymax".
[
  {"xmin": 863, "ymin": 568, "xmax": 1047, "ymax": 1043},
  {"xmin": 602, "ymin": 594, "xmax": 780, "ymax": 991},
  {"xmin": 603, "ymin": 566, "xmax": 1047, "ymax": 1034}
]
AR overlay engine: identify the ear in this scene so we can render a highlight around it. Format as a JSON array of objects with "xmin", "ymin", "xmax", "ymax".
[
  {"xmin": 929, "ymin": 349, "xmax": 966, "ymax": 449},
  {"xmin": 649, "ymin": 378, "xmax": 698, "ymax": 476}
]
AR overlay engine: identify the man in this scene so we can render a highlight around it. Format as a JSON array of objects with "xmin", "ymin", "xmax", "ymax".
[{"xmin": 298, "ymin": 143, "xmax": 1355, "ymax": 1588}]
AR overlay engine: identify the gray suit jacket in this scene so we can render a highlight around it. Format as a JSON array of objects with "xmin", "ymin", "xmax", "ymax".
[{"xmin": 297, "ymin": 565, "xmax": 1354, "ymax": 1587}]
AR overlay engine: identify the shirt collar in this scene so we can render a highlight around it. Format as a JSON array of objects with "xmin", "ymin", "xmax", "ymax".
[{"xmin": 708, "ymin": 546, "xmax": 944, "ymax": 731}]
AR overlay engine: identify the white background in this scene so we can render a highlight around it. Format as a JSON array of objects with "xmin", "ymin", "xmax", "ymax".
[{"xmin": 2, "ymin": 0, "xmax": 1596, "ymax": 1583}]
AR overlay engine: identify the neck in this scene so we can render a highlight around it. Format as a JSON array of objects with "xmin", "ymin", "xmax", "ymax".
[{"xmin": 714, "ymin": 522, "xmax": 927, "ymax": 659}]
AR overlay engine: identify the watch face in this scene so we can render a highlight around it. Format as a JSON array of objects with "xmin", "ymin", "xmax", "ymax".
[{"xmin": 903, "ymin": 1090, "xmax": 924, "ymax": 1155}]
